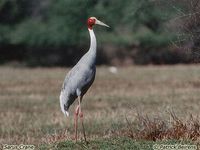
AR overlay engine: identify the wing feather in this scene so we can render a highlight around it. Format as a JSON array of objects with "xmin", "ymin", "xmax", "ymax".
[{"xmin": 59, "ymin": 64, "xmax": 96, "ymax": 115}]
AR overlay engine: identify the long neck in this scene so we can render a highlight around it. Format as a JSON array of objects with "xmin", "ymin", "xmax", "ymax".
[
  {"xmin": 88, "ymin": 28, "xmax": 96, "ymax": 55},
  {"xmin": 87, "ymin": 28, "xmax": 97, "ymax": 65}
]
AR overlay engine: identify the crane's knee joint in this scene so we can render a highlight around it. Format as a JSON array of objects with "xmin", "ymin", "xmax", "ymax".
[
  {"xmin": 75, "ymin": 106, "xmax": 79, "ymax": 115},
  {"xmin": 75, "ymin": 111, "xmax": 79, "ymax": 116},
  {"xmin": 79, "ymin": 112, "xmax": 83, "ymax": 118}
]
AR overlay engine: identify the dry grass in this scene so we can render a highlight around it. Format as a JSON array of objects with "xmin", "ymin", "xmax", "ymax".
[
  {"xmin": 124, "ymin": 112, "xmax": 200, "ymax": 142},
  {"xmin": 0, "ymin": 65, "xmax": 200, "ymax": 146}
]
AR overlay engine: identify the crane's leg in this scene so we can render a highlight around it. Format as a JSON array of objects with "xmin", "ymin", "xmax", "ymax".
[
  {"xmin": 74, "ymin": 105, "xmax": 79, "ymax": 142},
  {"xmin": 78, "ymin": 96, "xmax": 87, "ymax": 143}
]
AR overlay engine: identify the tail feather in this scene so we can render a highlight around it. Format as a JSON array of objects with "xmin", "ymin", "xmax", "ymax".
[
  {"xmin": 60, "ymin": 92, "xmax": 70, "ymax": 117},
  {"xmin": 65, "ymin": 111, "xmax": 69, "ymax": 116}
]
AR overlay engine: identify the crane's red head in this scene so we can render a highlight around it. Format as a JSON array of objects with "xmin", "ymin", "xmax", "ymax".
[
  {"xmin": 87, "ymin": 17, "xmax": 110, "ymax": 30},
  {"xmin": 87, "ymin": 17, "xmax": 96, "ymax": 29}
]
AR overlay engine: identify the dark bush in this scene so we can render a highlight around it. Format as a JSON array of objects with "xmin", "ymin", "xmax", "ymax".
[{"xmin": 0, "ymin": 0, "xmax": 198, "ymax": 66}]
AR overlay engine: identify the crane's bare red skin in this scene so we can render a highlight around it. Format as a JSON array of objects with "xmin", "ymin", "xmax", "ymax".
[{"xmin": 87, "ymin": 18, "xmax": 96, "ymax": 29}]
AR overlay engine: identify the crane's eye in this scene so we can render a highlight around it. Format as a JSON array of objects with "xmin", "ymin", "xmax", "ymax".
[{"xmin": 87, "ymin": 18, "xmax": 96, "ymax": 29}]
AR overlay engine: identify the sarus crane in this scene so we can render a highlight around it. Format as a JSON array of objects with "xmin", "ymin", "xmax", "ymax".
[{"xmin": 59, "ymin": 17, "xmax": 109, "ymax": 142}]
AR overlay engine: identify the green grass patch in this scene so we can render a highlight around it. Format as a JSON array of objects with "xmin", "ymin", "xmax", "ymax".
[{"xmin": 39, "ymin": 137, "xmax": 197, "ymax": 150}]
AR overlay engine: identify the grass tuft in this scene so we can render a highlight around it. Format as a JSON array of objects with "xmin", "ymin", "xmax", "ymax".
[{"xmin": 124, "ymin": 112, "xmax": 200, "ymax": 142}]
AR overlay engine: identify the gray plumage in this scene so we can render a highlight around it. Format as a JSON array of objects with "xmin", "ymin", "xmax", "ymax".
[{"xmin": 60, "ymin": 29, "xmax": 97, "ymax": 116}]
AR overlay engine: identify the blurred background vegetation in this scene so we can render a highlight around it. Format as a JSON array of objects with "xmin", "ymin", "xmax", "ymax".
[{"xmin": 0, "ymin": 0, "xmax": 199, "ymax": 66}]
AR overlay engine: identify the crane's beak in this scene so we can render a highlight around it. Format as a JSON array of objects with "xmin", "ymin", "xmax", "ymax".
[{"xmin": 96, "ymin": 19, "xmax": 110, "ymax": 28}]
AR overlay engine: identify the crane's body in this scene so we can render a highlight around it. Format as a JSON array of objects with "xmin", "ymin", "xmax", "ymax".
[
  {"xmin": 60, "ymin": 29, "xmax": 96, "ymax": 116},
  {"xmin": 59, "ymin": 17, "xmax": 109, "ymax": 142}
]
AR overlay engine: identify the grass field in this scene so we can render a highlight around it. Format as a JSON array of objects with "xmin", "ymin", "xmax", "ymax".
[{"xmin": 0, "ymin": 65, "xmax": 200, "ymax": 149}]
